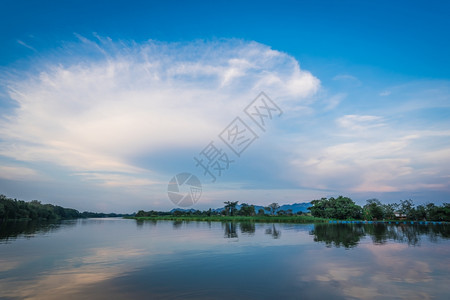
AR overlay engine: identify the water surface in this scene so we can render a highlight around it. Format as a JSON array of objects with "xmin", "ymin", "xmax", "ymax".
[{"xmin": 1, "ymin": 219, "xmax": 449, "ymax": 299}]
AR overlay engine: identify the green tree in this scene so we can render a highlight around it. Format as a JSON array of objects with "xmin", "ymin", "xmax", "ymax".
[
  {"xmin": 173, "ymin": 210, "xmax": 183, "ymax": 216},
  {"xmin": 382, "ymin": 203, "xmax": 398, "ymax": 220},
  {"xmin": 277, "ymin": 209, "xmax": 286, "ymax": 216},
  {"xmin": 135, "ymin": 210, "xmax": 148, "ymax": 217},
  {"xmin": 308, "ymin": 198, "xmax": 328, "ymax": 218},
  {"xmin": 399, "ymin": 199, "xmax": 415, "ymax": 219},
  {"xmin": 363, "ymin": 199, "xmax": 384, "ymax": 220},
  {"xmin": 257, "ymin": 208, "xmax": 266, "ymax": 216},
  {"xmin": 224, "ymin": 201, "xmax": 238, "ymax": 216},
  {"xmin": 238, "ymin": 203, "xmax": 255, "ymax": 216},
  {"xmin": 267, "ymin": 203, "xmax": 280, "ymax": 216},
  {"xmin": 414, "ymin": 205, "xmax": 427, "ymax": 221},
  {"xmin": 333, "ymin": 196, "xmax": 362, "ymax": 220},
  {"xmin": 309, "ymin": 196, "xmax": 362, "ymax": 220},
  {"xmin": 425, "ymin": 202, "xmax": 450, "ymax": 221}
]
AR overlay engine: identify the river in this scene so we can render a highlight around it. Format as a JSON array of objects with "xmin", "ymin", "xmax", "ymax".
[{"xmin": 1, "ymin": 218, "xmax": 449, "ymax": 299}]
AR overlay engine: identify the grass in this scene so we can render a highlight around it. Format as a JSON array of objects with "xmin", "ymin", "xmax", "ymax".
[
  {"xmin": 125, "ymin": 215, "xmax": 329, "ymax": 224},
  {"xmin": 124, "ymin": 215, "xmax": 450, "ymax": 224}
]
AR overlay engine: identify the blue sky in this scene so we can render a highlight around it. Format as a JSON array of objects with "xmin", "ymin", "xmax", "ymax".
[{"xmin": 0, "ymin": 0, "xmax": 449, "ymax": 212}]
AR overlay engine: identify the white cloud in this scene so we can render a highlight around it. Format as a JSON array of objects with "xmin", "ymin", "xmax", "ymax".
[
  {"xmin": 73, "ymin": 172, "xmax": 163, "ymax": 187},
  {"xmin": 288, "ymin": 124, "xmax": 450, "ymax": 194},
  {"xmin": 3, "ymin": 37, "xmax": 449, "ymax": 208},
  {"xmin": 17, "ymin": 39, "xmax": 37, "ymax": 52},
  {"xmin": 323, "ymin": 93, "xmax": 346, "ymax": 110},
  {"xmin": 332, "ymin": 74, "xmax": 361, "ymax": 86},
  {"xmin": 332, "ymin": 74, "xmax": 359, "ymax": 81},
  {"xmin": 336, "ymin": 114, "xmax": 385, "ymax": 131},
  {"xmin": 0, "ymin": 165, "xmax": 44, "ymax": 181},
  {"xmin": 0, "ymin": 37, "xmax": 320, "ymax": 188}
]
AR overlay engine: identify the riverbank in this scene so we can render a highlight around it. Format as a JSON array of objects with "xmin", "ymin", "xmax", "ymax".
[
  {"xmin": 327, "ymin": 220, "xmax": 450, "ymax": 225},
  {"xmin": 127, "ymin": 215, "xmax": 328, "ymax": 223},
  {"xmin": 125, "ymin": 215, "xmax": 450, "ymax": 225}
]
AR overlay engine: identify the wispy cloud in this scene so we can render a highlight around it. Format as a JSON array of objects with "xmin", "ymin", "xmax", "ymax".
[
  {"xmin": 1, "ymin": 35, "xmax": 449, "ymax": 208},
  {"xmin": 332, "ymin": 74, "xmax": 361, "ymax": 86},
  {"xmin": 16, "ymin": 39, "xmax": 37, "ymax": 52},
  {"xmin": 332, "ymin": 74, "xmax": 358, "ymax": 81},
  {"xmin": 323, "ymin": 93, "xmax": 346, "ymax": 110},
  {"xmin": 0, "ymin": 37, "xmax": 320, "ymax": 202},
  {"xmin": 0, "ymin": 165, "xmax": 44, "ymax": 181},
  {"xmin": 287, "ymin": 115, "xmax": 450, "ymax": 196},
  {"xmin": 336, "ymin": 114, "xmax": 385, "ymax": 131}
]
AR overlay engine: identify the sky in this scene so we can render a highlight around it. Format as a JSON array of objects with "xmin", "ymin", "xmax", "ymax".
[{"xmin": 0, "ymin": 0, "xmax": 449, "ymax": 212}]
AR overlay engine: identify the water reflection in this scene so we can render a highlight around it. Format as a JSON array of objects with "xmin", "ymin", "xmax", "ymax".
[
  {"xmin": 223, "ymin": 222, "xmax": 238, "ymax": 238},
  {"xmin": 311, "ymin": 223, "xmax": 450, "ymax": 248},
  {"xmin": 220, "ymin": 222, "xmax": 280, "ymax": 239},
  {"xmin": 265, "ymin": 224, "xmax": 282, "ymax": 239},
  {"xmin": 129, "ymin": 220, "xmax": 450, "ymax": 248},
  {"xmin": 0, "ymin": 220, "xmax": 75, "ymax": 243},
  {"xmin": 172, "ymin": 220, "xmax": 183, "ymax": 229},
  {"xmin": 311, "ymin": 223, "xmax": 364, "ymax": 248},
  {"xmin": 1, "ymin": 219, "xmax": 449, "ymax": 299},
  {"xmin": 239, "ymin": 222, "xmax": 255, "ymax": 235}
]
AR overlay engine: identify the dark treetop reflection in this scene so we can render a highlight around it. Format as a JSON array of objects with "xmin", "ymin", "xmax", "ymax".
[
  {"xmin": 0, "ymin": 219, "xmax": 76, "ymax": 244},
  {"xmin": 310, "ymin": 223, "xmax": 450, "ymax": 248}
]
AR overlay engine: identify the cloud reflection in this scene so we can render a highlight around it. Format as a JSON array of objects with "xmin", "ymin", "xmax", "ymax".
[{"xmin": 0, "ymin": 246, "xmax": 148, "ymax": 299}]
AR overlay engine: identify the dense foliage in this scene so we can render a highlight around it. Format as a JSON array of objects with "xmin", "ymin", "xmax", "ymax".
[
  {"xmin": 0, "ymin": 195, "xmax": 130, "ymax": 221},
  {"xmin": 309, "ymin": 196, "xmax": 450, "ymax": 221},
  {"xmin": 135, "ymin": 198, "xmax": 450, "ymax": 222},
  {"xmin": 309, "ymin": 196, "xmax": 362, "ymax": 220},
  {"xmin": 135, "ymin": 201, "xmax": 304, "ymax": 219},
  {"xmin": 0, "ymin": 194, "xmax": 80, "ymax": 221},
  {"xmin": 3, "ymin": 193, "xmax": 449, "ymax": 222}
]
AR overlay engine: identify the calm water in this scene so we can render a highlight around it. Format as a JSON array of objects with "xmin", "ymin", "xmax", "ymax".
[{"xmin": 1, "ymin": 219, "xmax": 449, "ymax": 299}]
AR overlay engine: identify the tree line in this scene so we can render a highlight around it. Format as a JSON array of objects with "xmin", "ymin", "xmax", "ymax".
[
  {"xmin": 0, "ymin": 195, "xmax": 129, "ymax": 221},
  {"xmin": 309, "ymin": 196, "xmax": 450, "ymax": 221},
  {"xmin": 221, "ymin": 201, "xmax": 302, "ymax": 216},
  {"xmin": 3, "ymin": 193, "xmax": 448, "ymax": 222},
  {"xmin": 136, "ymin": 197, "xmax": 450, "ymax": 221},
  {"xmin": 135, "ymin": 201, "xmax": 303, "ymax": 217}
]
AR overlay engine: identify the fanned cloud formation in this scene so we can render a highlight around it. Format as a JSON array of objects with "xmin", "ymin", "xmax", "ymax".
[
  {"xmin": 0, "ymin": 36, "xmax": 449, "ymax": 211},
  {"xmin": 0, "ymin": 37, "xmax": 321, "ymax": 209}
]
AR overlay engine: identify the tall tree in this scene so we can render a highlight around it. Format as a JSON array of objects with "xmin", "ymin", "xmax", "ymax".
[
  {"xmin": 382, "ymin": 203, "xmax": 398, "ymax": 220},
  {"xmin": 309, "ymin": 196, "xmax": 362, "ymax": 220},
  {"xmin": 267, "ymin": 203, "xmax": 280, "ymax": 216},
  {"xmin": 399, "ymin": 199, "xmax": 415, "ymax": 219},
  {"xmin": 223, "ymin": 201, "xmax": 239, "ymax": 216},
  {"xmin": 363, "ymin": 199, "xmax": 384, "ymax": 220},
  {"xmin": 238, "ymin": 203, "xmax": 255, "ymax": 216}
]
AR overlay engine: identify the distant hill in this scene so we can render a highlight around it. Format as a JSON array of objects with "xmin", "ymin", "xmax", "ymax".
[
  {"xmin": 278, "ymin": 203, "xmax": 312, "ymax": 213},
  {"xmin": 253, "ymin": 203, "xmax": 312, "ymax": 214},
  {"xmin": 170, "ymin": 208, "xmax": 197, "ymax": 214}
]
